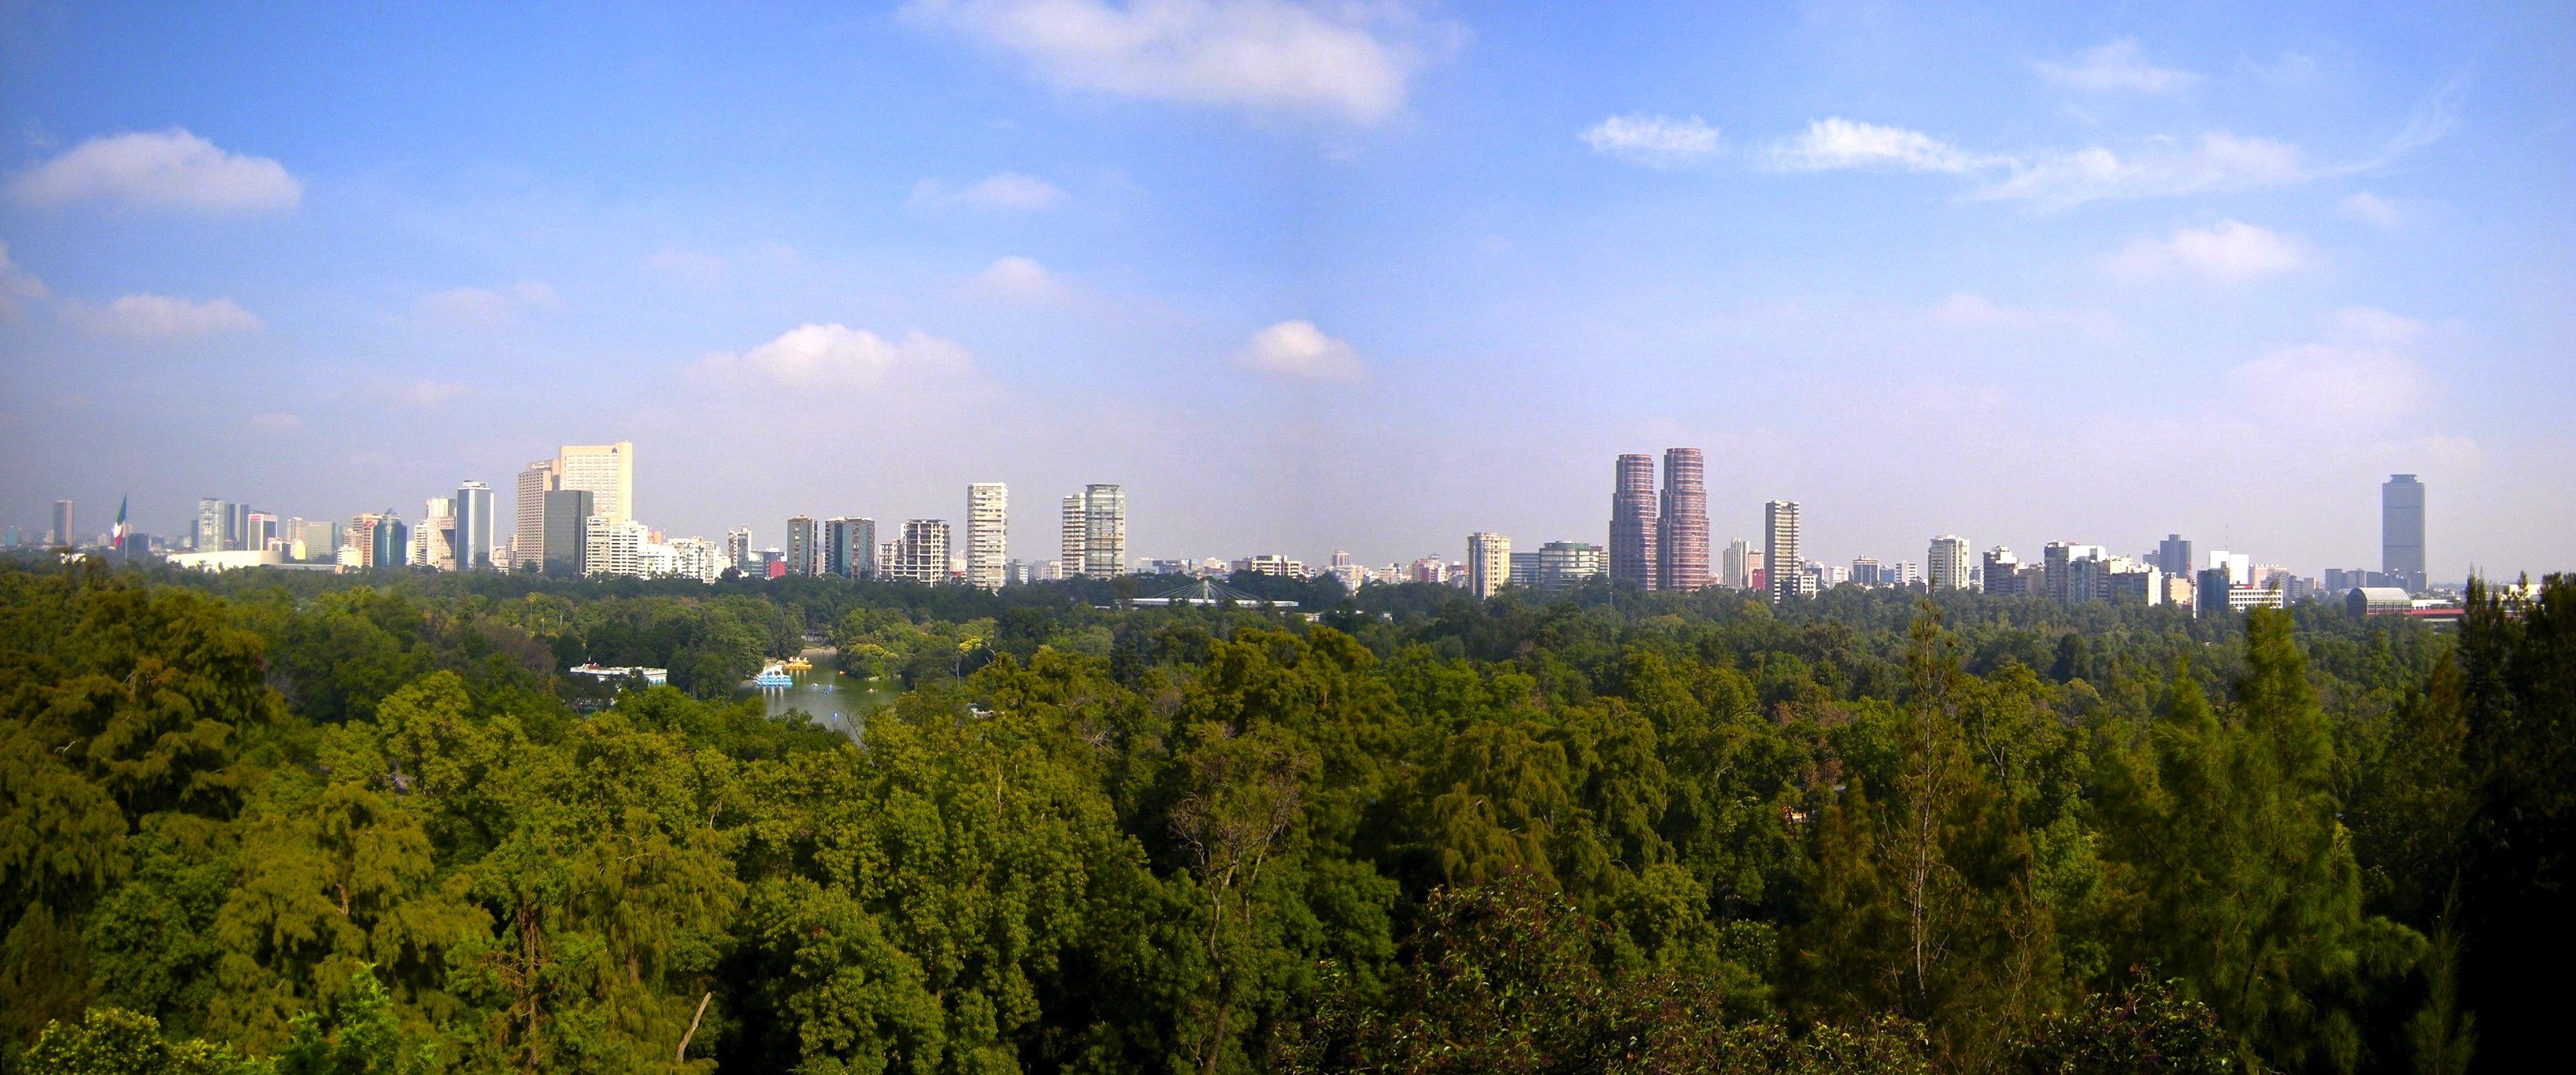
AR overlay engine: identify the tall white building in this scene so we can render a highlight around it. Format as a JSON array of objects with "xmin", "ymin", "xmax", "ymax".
[
  {"xmin": 557, "ymin": 441, "xmax": 635, "ymax": 525},
  {"xmin": 513, "ymin": 459, "xmax": 557, "ymax": 571},
  {"xmin": 967, "ymin": 482, "xmax": 1008, "ymax": 590},
  {"xmin": 584, "ymin": 516, "xmax": 650, "ymax": 578},
  {"xmin": 415, "ymin": 497, "xmax": 456, "ymax": 570},
  {"xmin": 1764, "ymin": 501, "xmax": 1804, "ymax": 603},
  {"xmin": 663, "ymin": 536, "xmax": 724, "ymax": 583},
  {"xmin": 1466, "ymin": 532, "xmax": 1512, "ymax": 598},
  {"xmin": 1059, "ymin": 494, "xmax": 1086, "ymax": 577},
  {"xmin": 890, "ymin": 519, "xmax": 952, "ymax": 584},
  {"xmin": 726, "ymin": 526, "xmax": 753, "ymax": 573},
  {"xmin": 1928, "ymin": 535, "xmax": 1973, "ymax": 591}
]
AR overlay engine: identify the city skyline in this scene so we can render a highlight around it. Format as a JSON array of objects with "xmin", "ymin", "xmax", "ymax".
[{"xmin": 2, "ymin": 5, "xmax": 2570, "ymax": 578}]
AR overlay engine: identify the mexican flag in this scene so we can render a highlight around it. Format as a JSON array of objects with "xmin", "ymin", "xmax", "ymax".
[{"xmin": 111, "ymin": 495, "xmax": 128, "ymax": 550}]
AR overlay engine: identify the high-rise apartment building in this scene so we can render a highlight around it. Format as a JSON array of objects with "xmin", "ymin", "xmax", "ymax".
[
  {"xmin": 786, "ymin": 515, "xmax": 820, "ymax": 577},
  {"xmin": 726, "ymin": 527, "xmax": 752, "ymax": 573},
  {"xmin": 890, "ymin": 519, "xmax": 951, "ymax": 584},
  {"xmin": 1609, "ymin": 454, "xmax": 1659, "ymax": 590},
  {"xmin": 1466, "ymin": 532, "xmax": 1511, "ymax": 599},
  {"xmin": 1656, "ymin": 447, "xmax": 1708, "ymax": 592},
  {"xmin": 1059, "ymin": 494, "xmax": 1086, "ymax": 576},
  {"xmin": 967, "ymin": 482, "xmax": 1008, "ymax": 591},
  {"xmin": 585, "ymin": 517, "xmax": 648, "ymax": 578},
  {"xmin": 2382, "ymin": 474, "xmax": 2426, "ymax": 590},
  {"xmin": 1928, "ymin": 535, "xmax": 1972, "ymax": 591},
  {"xmin": 50, "ymin": 500, "xmax": 72, "ymax": 547},
  {"xmin": 557, "ymin": 441, "xmax": 635, "ymax": 524},
  {"xmin": 1060, "ymin": 485, "xmax": 1125, "ymax": 578},
  {"xmin": 454, "ymin": 482, "xmax": 496, "ymax": 570},
  {"xmin": 1721, "ymin": 538, "xmax": 1752, "ymax": 589},
  {"xmin": 514, "ymin": 460, "xmax": 558, "ymax": 571},
  {"xmin": 542, "ymin": 489, "xmax": 595, "ymax": 577},
  {"xmin": 824, "ymin": 517, "xmax": 875, "ymax": 579},
  {"xmin": 2155, "ymin": 534, "xmax": 2194, "ymax": 579},
  {"xmin": 1983, "ymin": 547, "xmax": 2023, "ymax": 596},
  {"xmin": 1764, "ymin": 501, "xmax": 1803, "ymax": 604}
]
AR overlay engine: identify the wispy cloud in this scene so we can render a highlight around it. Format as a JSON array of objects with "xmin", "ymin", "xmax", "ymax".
[
  {"xmin": 900, "ymin": 0, "xmax": 1453, "ymax": 124},
  {"xmin": 416, "ymin": 281, "xmax": 561, "ymax": 327},
  {"xmin": 0, "ymin": 240, "xmax": 50, "ymax": 323},
  {"xmin": 909, "ymin": 172, "xmax": 1064, "ymax": 212},
  {"xmin": 61, "ymin": 294, "xmax": 263, "ymax": 339},
  {"xmin": 973, "ymin": 256, "xmax": 1068, "ymax": 301},
  {"xmin": 372, "ymin": 380, "xmax": 470, "ymax": 408},
  {"xmin": 692, "ymin": 324, "xmax": 972, "ymax": 388},
  {"xmin": 2108, "ymin": 220, "xmax": 2311, "ymax": 283},
  {"xmin": 1582, "ymin": 114, "xmax": 1721, "ymax": 168},
  {"xmin": 1236, "ymin": 320, "xmax": 1364, "ymax": 382},
  {"xmin": 1928, "ymin": 293, "xmax": 2119, "ymax": 339},
  {"xmin": 2338, "ymin": 191, "xmax": 2404, "ymax": 229},
  {"xmin": 2034, "ymin": 39, "xmax": 2200, "ymax": 94},
  {"xmin": 1770, "ymin": 118, "xmax": 1996, "ymax": 173},
  {"xmin": 10, "ymin": 129, "xmax": 301, "ymax": 215}
]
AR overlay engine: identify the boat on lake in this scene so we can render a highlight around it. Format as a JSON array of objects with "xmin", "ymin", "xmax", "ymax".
[{"xmin": 753, "ymin": 661, "xmax": 794, "ymax": 688}]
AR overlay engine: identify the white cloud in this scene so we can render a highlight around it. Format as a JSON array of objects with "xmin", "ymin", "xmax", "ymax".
[
  {"xmin": 374, "ymin": 380, "xmax": 470, "ymax": 408},
  {"xmin": 1928, "ymin": 293, "xmax": 2119, "ymax": 338},
  {"xmin": 0, "ymin": 240, "xmax": 50, "ymax": 323},
  {"xmin": 693, "ymin": 323, "xmax": 973, "ymax": 388},
  {"xmin": 1582, "ymin": 114, "xmax": 1721, "ymax": 167},
  {"xmin": 1976, "ymin": 132, "xmax": 2308, "ymax": 206},
  {"xmin": 1769, "ymin": 117, "xmax": 1993, "ymax": 173},
  {"xmin": 2107, "ymin": 220, "xmax": 2310, "ymax": 283},
  {"xmin": 974, "ymin": 256, "xmax": 1068, "ymax": 301},
  {"xmin": 1236, "ymin": 320, "xmax": 1364, "ymax": 382},
  {"xmin": 646, "ymin": 247, "xmax": 730, "ymax": 284},
  {"xmin": 900, "ymin": 0, "xmax": 1442, "ymax": 123},
  {"xmin": 61, "ymin": 294, "xmax": 262, "ymax": 339},
  {"xmin": 417, "ymin": 281, "xmax": 560, "ymax": 326},
  {"xmin": 2339, "ymin": 191, "xmax": 2404, "ymax": 229},
  {"xmin": 2228, "ymin": 343, "xmax": 2427, "ymax": 422},
  {"xmin": 10, "ymin": 129, "xmax": 301, "ymax": 214},
  {"xmin": 2034, "ymin": 39, "xmax": 2200, "ymax": 94},
  {"xmin": 909, "ymin": 172, "xmax": 1064, "ymax": 212},
  {"xmin": 2326, "ymin": 305, "xmax": 2426, "ymax": 346},
  {"xmin": 1770, "ymin": 120, "xmax": 2319, "ymax": 207},
  {"xmin": 245, "ymin": 411, "xmax": 302, "ymax": 434}
]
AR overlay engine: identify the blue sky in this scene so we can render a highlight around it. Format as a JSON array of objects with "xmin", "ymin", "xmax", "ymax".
[{"xmin": 2, "ymin": 1, "xmax": 2569, "ymax": 580}]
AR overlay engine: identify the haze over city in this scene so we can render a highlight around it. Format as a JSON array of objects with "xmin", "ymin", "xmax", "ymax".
[{"xmin": 4, "ymin": 2, "xmax": 2571, "ymax": 579}]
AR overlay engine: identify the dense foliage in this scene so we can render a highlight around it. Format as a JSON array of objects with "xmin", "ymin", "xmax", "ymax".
[{"xmin": 0, "ymin": 560, "xmax": 2564, "ymax": 1073}]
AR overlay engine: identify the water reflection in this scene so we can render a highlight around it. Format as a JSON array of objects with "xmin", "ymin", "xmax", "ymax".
[{"xmin": 746, "ymin": 649, "xmax": 900, "ymax": 741}]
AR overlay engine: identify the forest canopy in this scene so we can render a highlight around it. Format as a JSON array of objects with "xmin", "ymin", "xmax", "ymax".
[{"xmin": 0, "ymin": 560, "xmax": 2567, "ymax": 1073}]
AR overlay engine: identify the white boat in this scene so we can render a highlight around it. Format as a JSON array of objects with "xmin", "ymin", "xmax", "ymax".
[{"xmin": 753, "ymin": 662, "xmax": 793, "ymax": 689}]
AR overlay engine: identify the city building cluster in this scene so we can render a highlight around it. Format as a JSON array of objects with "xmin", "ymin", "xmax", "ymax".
[{"xmin": 15, "ymin": 439, "xmax": 2482, "ymax": 620}]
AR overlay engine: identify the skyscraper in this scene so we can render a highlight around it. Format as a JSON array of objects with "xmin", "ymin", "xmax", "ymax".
[
  {"xmin": 1721, "ymin": 538, "xmax": 1752, "ymax": 589},
  {"xmin": 542, "ymin": 489, "xmax": 595, "ymax": 577},
  {"xmin": 371, "ymin": 514, "xmax": 409, "ymax": 570},
  {"xmin": 1764, "ymin": 500, "xmax": 1801, "ymax": 604},
  {"xmin": 1084, "ymin": 484, "xmax": 1125, "ymax": 578},
  {"xmin": 557, "ymin": 441, "xmax": 635, "ymax": 524},
  {"xmin": 825, "ymin": 517, "xmax": 875, "ymax": 579},
  {"xmin": 195, "ymin": 498, "xmax": 226, "ymax": 552},
  {"xmin": 786, "ymin": 515, "xmax": 820, "ymax": 576},
  {"xmin": 514, "ymin": 459, "xmax": 557, "ymax": 571},
  {"xmin": 967, "ymin": 482, "xmax": 1008, "ymax": 591},
  {"xmin": 726, "ymin": 526, "xmax": 752, "ymax": 573},
  {"xmin": 1060, "ymin": 494, "xmax": 1086, "ymax": 577},
  {"xmin": 1466, "ymin": 532, "xmax": 1511, "ymax": 599},
  {"xmin": 1657, "ymin": 447, "xmax": 1708, "ymax": 592},
  {"xmin": 1983, "ymin": 547, "xmax": 2023, "ymax": 596},
  {"xmin": 1928, "ymin": 535, "xmax": 1972, "ymax": 591},
  {"xmin": 225, "ymin": 503, "xmax": 253, "ymax": 551},
  {"xmin": 50, "ymin": 501, "xmax": 72, "ymax": 547},
  {"xmin": 454, "ymin": 482, "xmax": 496, "ymax": 570},
  {"xmin": 2382, "ymin": 474, "xmax": 2426, "ymax": 590},
  {"xmin": 2156, "ymin": 534, "xmax": 2194, "ymax": 579},
  {"xmin": 418, "ymin": 497, "xmax": 456, "ymax": 570},
  {"xmin": 1609, "ymin": 454, "xmax": 1659, "ymax": 590}
]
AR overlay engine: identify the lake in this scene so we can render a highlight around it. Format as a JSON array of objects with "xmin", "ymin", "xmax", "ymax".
[{"xmin": 746, "ymin": 648, "xmax": 901, "ymax": 741}]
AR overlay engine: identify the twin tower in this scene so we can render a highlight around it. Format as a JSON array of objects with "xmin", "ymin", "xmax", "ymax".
[{"xmin": 1610, "ymin": 448, "xmax": 1709, "ymax": 592}]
